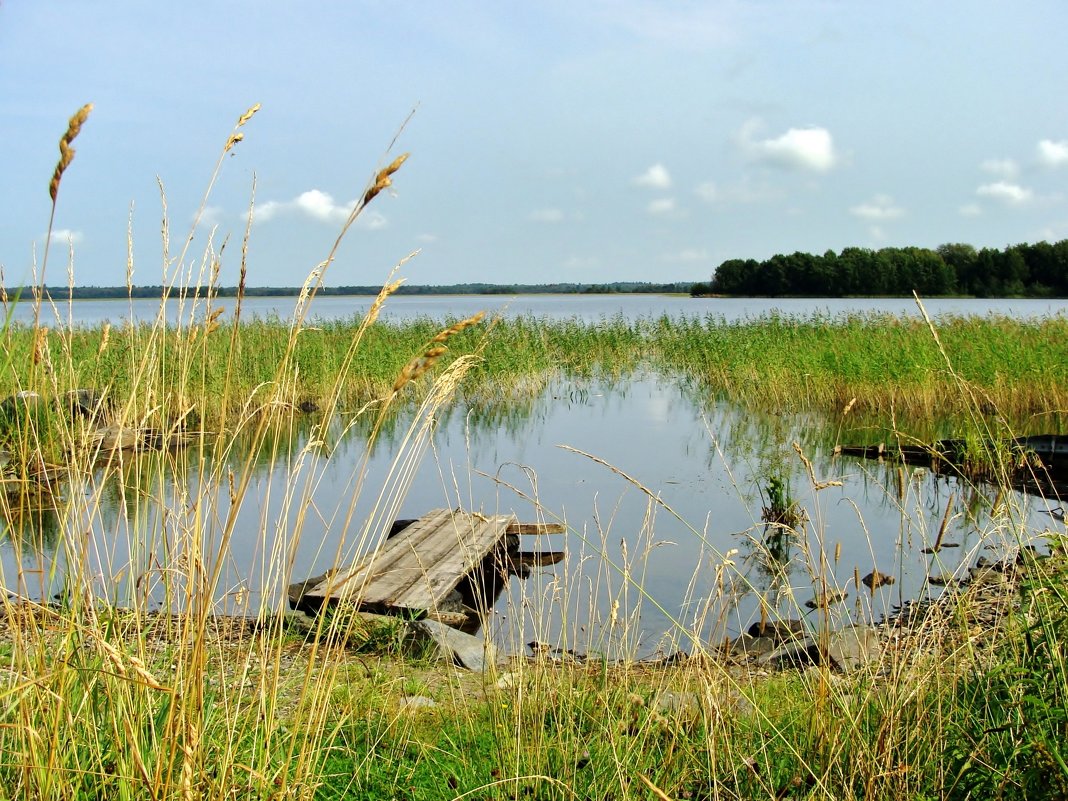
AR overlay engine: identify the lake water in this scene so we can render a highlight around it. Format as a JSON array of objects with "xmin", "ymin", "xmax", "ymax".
[
  {"xmin": 1, "ymin": 295, "xmax": 1063, "ymax": 658},
  {"xmin": 1, "ymin": 374, "xmax": 1057, "ymax": 658},
  {"xmin": 10, "ymin": 292, "xmax": 1068, "ymax": 327}
]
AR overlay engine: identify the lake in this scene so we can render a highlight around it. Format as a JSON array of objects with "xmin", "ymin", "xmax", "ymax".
[
  {"xmin": 1, "ymin": 295, "xmax": 1063, "ymax": 658},
  {"xmin": 10, "ymin": 292, "xmax": 1068, "ymax": 327}
]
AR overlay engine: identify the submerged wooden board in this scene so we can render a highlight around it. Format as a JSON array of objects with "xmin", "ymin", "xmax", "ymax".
[{"xmin": 302, "ymin": 509, "xmax": 515, "ymax": 614}]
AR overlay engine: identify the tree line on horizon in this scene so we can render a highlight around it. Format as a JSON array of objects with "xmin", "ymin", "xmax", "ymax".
[
  {"xmin": 692, "ymin": 240, "xmax": 1068, "ymax": 298},
  {"xmin": 6, "ymin": 280, "xmax": 694, "ymax": 301}
]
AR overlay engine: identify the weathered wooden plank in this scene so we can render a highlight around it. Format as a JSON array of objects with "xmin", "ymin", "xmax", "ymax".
[
  {"xmin": 303, "ymin": 509, "xmax": 514, "ymax": 613},
  {"xmin": 507, "ymin": 521, "xmax": 566, "ymax": 535},
  {"xmin": 306, "ymin": 508, "xmax": 453, "ymax": 602},
  {"xmin": 390, "ymin": 519, "xmax": 566, "ymax": 536},
  {"xmin": 387, "ymin": 514, "xmax": 512, "ymax": 609}
]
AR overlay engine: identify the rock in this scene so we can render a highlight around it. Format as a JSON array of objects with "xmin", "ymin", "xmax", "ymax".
[
  {"xmin": 0, "ymin": 391, "xmax": 42, "ymax": 417},
  {"xmin": 282, "ymin": 609, "xmax": 318, "ymax": 634},
  {"xmin": 496, "ymin": 671, "xmax": 519, "ymax": 690},
  {"xmin": 805, "ymin": 590, "xmax": 848, "ymax": 609},
  {"xmin": 413, "ymin": 619, "xmax": 496, "ymax": 672},
  {"xmin": 730, "ymin": 633, "xmax": 777, "ymax": 660},
  {"xmin": 757, "ymin": 636, "xmax": 821, "ymax": 669},
  {"xmin": 397, "ymin": 695, "xmax": 439, "ymax": 709},
  {"xmin": 527, "ymin": 641, "xmax": 584, "ymax": 662},
  {"xmin": 928, "ymin": 572, "xmax": 956, "ymax": 586},
  {"xmin": 826, "ymin": 626, "xmax": 881, "ymax": 671},
  {"xmin": 297, "ymin": 399, "xmax": 320, "ymax": 414},
  {"xmin": 66, "ymin": 389, "xmax": 107, "ymax": 420},
  {"xmin": 968, "ymin": 567, "xmax": 1007, "ymax": 589},
  {"xmin": 88, "ymin": 425, "xmax": 143, "ymax": 451},
  {"xmin": 653, "ymin": 690, "xmax": 701, "ymax": 717},
  {"xmin": 861, "ymin": 570, "xmax": 895, "ymax": 590},
  {"xmin": 746, "ymin": 619, "xmax": 805, "ymax": 642}
]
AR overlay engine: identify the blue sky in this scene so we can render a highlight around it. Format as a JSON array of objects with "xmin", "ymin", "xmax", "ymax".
[{"xmin": 3, "ymin": 2, "xmax": 1067, "ymax": 288}]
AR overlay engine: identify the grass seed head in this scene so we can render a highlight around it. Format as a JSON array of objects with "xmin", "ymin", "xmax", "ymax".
[
  {"xmin": 363, "ymin": 152, "xmax": 410, "ymax": 205},
  {"xmin": 236, "ymin": 103, "xmax": 261, "ymax": 128},
  {"xmin": 49, "ymin": 103, "xmax": 93, "ymax": 202}
]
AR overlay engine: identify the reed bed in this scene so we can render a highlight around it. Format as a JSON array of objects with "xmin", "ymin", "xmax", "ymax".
[
  {"xmin": 650, "ymin": 312, "xmax": 1068, "ymax": 428},
  {"xmin": 4, "ymin": 312, "xmax": 1068, "ymax": 451}
]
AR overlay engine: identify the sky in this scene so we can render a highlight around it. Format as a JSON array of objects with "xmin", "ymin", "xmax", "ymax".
[{"xmin": 2, "ymin": 1, "xmax": 1068, "ymax": 288}]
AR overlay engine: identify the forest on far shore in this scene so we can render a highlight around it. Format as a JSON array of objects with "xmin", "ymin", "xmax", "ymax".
[{"xmin": 692, "ymin": 240, "xmax": 1068, "ymax": 298}]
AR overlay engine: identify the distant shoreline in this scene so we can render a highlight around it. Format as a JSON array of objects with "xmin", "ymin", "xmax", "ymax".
[{"xmin": 5, "ymin": 282, "xmax": 694, "ymax": 301}]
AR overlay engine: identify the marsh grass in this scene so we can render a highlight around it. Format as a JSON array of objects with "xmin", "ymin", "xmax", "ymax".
[
  {"xmin": 2, "ymin": 105, "xmax": 1067, "ymax": 801},
  {"xmin": 5, "ymin": 310, "xmax": 1067, "ymax": 457}
]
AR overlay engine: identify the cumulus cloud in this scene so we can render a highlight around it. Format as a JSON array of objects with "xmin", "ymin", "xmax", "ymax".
[
  {"xmin": 647, "ymin": 197, "xmax": 676, "ymax": 215},
  {"xmin": 980, "ymin": 158, "xmax": 1019, "ymax": 178},
  {"xmin": 633, "ymin": 163, "xmax": 672, "ymax": 189},
  {"xmin": 255, "ymin": 189, "xmax": 379, "ymax": 227},
  {"xmin": 359, "ymin": 210, "xmax": 388, "ymax": 230},
  {"xmin": 976, "ymin": 181, "xmax": 1033, "ymax": 205},
  {"xmin": 48, "ymin": 228, "xmax": 83, "ymax": 244},
  {"xmin": 850, "ymin": 194, "xmax": 904, "ymax": 221},
  {"xmin": 529, "ymin": 208, "xmax": 565, "ymax": 223},
  {"xmin": 741, "ymin": 120, "xmax": 838, "ymax": 172},
  {"xmin": 1038, "ymin": 139, "xmax": 1068, "ymax": 168}
]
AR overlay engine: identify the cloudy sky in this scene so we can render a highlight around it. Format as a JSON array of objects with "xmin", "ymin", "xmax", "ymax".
[{"xmin": 2, "ymin": 2, "xmax": 1067, "ymax": 288}]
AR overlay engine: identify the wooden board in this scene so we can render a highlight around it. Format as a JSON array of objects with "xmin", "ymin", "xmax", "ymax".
[
  {"xmin": 507, "ymin": 521, "xmax": 566, "ymax": 535},
  {"xmin": 302, "ymin": 509, "xmax": 515, "ymax": 614}
]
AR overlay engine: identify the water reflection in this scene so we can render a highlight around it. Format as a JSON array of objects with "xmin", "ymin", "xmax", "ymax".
[{"xmin": 0, "ymin": 374, "xmax": 1057, "ymax": 657}]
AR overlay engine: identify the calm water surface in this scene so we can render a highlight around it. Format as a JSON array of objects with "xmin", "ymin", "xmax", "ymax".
[
  {"xmin": 11, "ymin": 293, "xmax": 1068, "ymax": 326},
  {"xmin": 1, "ymin": 373, "xmax": 1056, "ymax": 657}
]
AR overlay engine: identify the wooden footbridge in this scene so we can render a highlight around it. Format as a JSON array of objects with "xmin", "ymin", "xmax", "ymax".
[{"xmin": 291, "ymin": 509, "xmax": 564, "ymax": 621}]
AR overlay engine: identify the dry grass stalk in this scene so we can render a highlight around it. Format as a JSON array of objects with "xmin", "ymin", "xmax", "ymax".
[
  {"xmin": 391, "ymin": 311, "xmax": 485, "ymax": 392},
  {"xmin": 365, "ymin": 277, "xmax": 407, "ymax": 327},
  {"xmin": 97, "ymin": 322, "xmax": 111, "ymax": 356},
  {"xmin": 49, "ymin": 103, "xmax": 93, "ymax": 202},
  {"xmin": 31, "ymin": 326, "xmax": 49, "ymax": 366}
]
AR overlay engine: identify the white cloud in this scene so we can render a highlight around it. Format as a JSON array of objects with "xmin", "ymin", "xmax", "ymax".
[
  {"xmin": 48, "ymin": 228, "xmax": 83, "ymax": 244},
  {"xmin": 976, "ymin": 181, "xmax": 1033, "ymax": 205},
  {"xmin": 255, "ymin": 189, "xmax": 376, "ymax": 226},
  {"xmin": 662, "ymin": 248, "xmax": 709, "ymax": 262},
  {"xmin": 197, "ymin": 205, "xmax": 225, "ymax": 228},
  {"xmin": 741, "ymin": 120, "xmax": 838, "ymax": 172},
  {"xmin": 850, "ymin": 194, "xmax": 904, "ymax": 221},
  {"xmin": 633, "ymin": 164, "xmax": 672, "ymax": 189},
  {"xmin": 647, "ymin": 197, "xmax": 676, "ymax": 215},
  {"xmin": 359, "ymin": 210, "xmax": 388, "ymax": 230},
  {"xmin": 529, "ymin": 208, "xmax": 565, "ymax": 223},
  {"xmin": 1038, "ymin": 139, "xmax": 1068, "ymax": 168},
  {"xmin": 295, "ymin": 189, "xmax": 355, "ymax": 223},
  {"xmin": 980, "ymin": 158, "xmax": 1019, "ymax": 178}
]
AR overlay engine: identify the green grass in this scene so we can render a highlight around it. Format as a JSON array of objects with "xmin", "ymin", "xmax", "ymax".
[{"xmin": 4, "ymin": 312, "xmax": 1068, "ymax": 458}]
